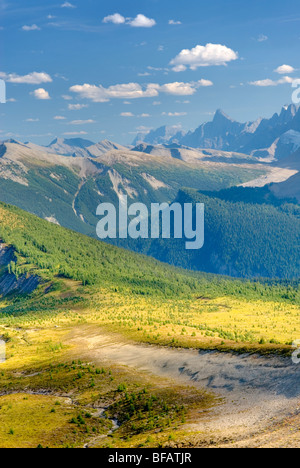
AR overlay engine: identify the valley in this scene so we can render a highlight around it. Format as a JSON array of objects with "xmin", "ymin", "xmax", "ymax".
[
  {"xmin": 2, "ymin": 0, "xmax": 300, "ymax": 450},
  {"xmin": 0, "ymin": 103, "xmax": 299, "ymax": 448},
  {"xmin": 0, "ymin": 201, "xmax": 298, "ymax": 448},
  {"xmin": 0, "ymin": 108, "xmax": 299, "ymax": 279}
]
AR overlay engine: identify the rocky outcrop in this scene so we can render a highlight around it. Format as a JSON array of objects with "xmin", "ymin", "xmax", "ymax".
[
  {"xmin": 0, "ymin": 243, "xmax": 15, "ymax": 265},
  {"xmin": 0, "ymin": 243, "xmax": 40, "ymax": 296},
  {"xmin": 0, "ymin": 273, "xmax": 40, "ymax": 296}
]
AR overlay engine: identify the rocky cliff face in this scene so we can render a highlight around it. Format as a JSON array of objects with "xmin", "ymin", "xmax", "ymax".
[
  {"xmin": 0, "ymin": 243, "xmax": 15, "ymax": 265},
  {"xmin": 0, "ymin": 243, "xmax": 40, "ymax": 296},
  {"xmin": 0, "ymin": 273, "xmax": 40, "ymax": 296}
]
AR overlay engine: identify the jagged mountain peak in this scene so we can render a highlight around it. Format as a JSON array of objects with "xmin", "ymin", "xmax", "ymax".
[
  {"xmin": 134, "ymin": 103, "xmax": 300, "ymax": 157},
  {"xmin": 213, "ymin": 109, "xmax": 236, "ymax": 123}
]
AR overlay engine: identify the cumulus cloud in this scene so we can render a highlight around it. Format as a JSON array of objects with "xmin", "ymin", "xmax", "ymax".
[
  {"xmin": 169, "ymin": 20, "xmax": 181, "ymax": 25},
  {"xmin": 25, "ymin": 118, "xmax": 39, "ymax": 122},
  {"xmin": 103, "ymin": 13, "xmax": 125, "ymax": 24},
  {"xmin": 31, "ymin": 88, "xmax": 51, "ymax": 100},
  {"xmin": 0, "ymin": 72, "xmax": 52, "ymax": 85},
  {"xmin": 274, "ymin": 64, "xmax": 295, "ymax": 75},
  {"xmin": 70, "ymin": 79, "xmax": 213, "ymax": 102},
  {"xmin": 170, "ymin": 43, "xmax": 238, "ymax": 71},
  {"xmin": 120, "ymin": 112, "xmax": 134, "ymax": 117},
  {"xmin": 54, "ymin": 116, "xmax": 66, "ymax": 120},
  {"xmin": 128, "ymin": 14, "xmax": 156, "ymax": 27},
  {"xmin": 22, "ymin": 24, "xmax": 41, "ymax": 31},
  {"xmin": 160, "ymin": 80, "xmax": 213, "ymax": 95},
  {"xmin": 250, "ymin": 76, "xmax": 294, "ymax": 87},
  {"xmin": 103, "ymin": 13, "xmax": 156, "ymax": 28},
  {"xmin": 70, "ymin": 82, "xmax": 159, "ymax": 102}
]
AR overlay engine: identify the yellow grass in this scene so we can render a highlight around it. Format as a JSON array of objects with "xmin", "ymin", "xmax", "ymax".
[{"xmin": 0, "ymin": 280, "xmax": 298, "ymax": 447}]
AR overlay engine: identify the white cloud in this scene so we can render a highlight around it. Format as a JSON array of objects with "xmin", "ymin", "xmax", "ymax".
[
  {"xmin": 70, "ymin": 82, "xmax": 159, "ymax": 102},
  {"xmin": 170, "ymin": 43, "xmax": 238, "ymax": 71},
  {"xmin": 160, "ymin": 80, "xmax": 213, "ymax": 95},
  {"xmin": 169, "ymin": 20, "xmax": 181, "ymax": 25},
  {"xmin": 25, "ymin": 118, "xmax": 39, "ymax": 122},
  {"xmin": 31, "ymin": 88, "xmax": 51, "ymax": 100},
  {"xmin": 152, "ymin": 101, "xmax": 161, "ymax": 106},
  {"xmin": 172, "ymin": 65, "xmax": 187, "ymax": 73},
  {"xmin": 69, "ymin": 119, "xmax": 95, "ymax": 125},
  {"xmin": 279, "ymin": 76, "xmax": 294, "ymax": 84},
  {"xmin": 102, "ymin": 13, "xmax": 156, "ymax": 28},
  {"xmin": 22, "ymin": 24, "xmax": 41, "ymax": 31},
  {"xmin": 162, "ymin": 112, "xmax": 187, "ymax": 117},
  {"xmin": 197, "ymin": 79, "xmax": 214, "ymax": 87},
  {"xmin": 68, "ymin": 103, "xmax": 88, "ymax": 110},
  {"xmin": 128, "ymin": 14, "xmax": 156, "ymax": 28},
  {"xmin": 140, "ymin": 113, "xmax": 150, "ymax": 117},
  {"xmin": 250, "ymin": 79, "xmax": 276, "ymax": 87},
  {"xmin": 61, "ymin": 2, "xmax": 76, "ymax": 8},
  {"xmin": 70, "ymin": 79, "xmax": 213, "ymax": 102},
  {"xmin": 274, "ymin": 64, "xmax": 295, "ymax": 75},
  {"xmin": 120, "ymin": 112, "xmax": 134, "ymax": 117},
  {"xmin": 103, "ymin": 13, "xmax": 125, "ymax": 24},
  {"xmin": 0, "ymin": 72, "xmax": 52, "ymax": 85},
  {"xmin": 250, "ymin": 76, "xmax": 294, "ymax": 87},
  {"xmin": 257, "ymin": 34, "xmax": 268, "ymax": 42},
  {"xmin": 54, "ymin": 116, "xmax": 66, "ymax": 120}
]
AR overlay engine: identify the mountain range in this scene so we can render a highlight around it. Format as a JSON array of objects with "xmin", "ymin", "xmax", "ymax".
[
  {"xmin": 134, "ymin": 104, "xmax": 300, "ymax": 162},
  {"xmin": 0, "ymin": 103, "xmax": 299, "ymax": 279},
  {"xmin": 0, "ymin": 137, "xmax": 266, "ymax": 237}
]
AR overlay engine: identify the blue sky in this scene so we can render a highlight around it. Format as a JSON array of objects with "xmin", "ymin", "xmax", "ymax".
[{"xmin": 1, "ymin": 0, "xmax": 300, "ymax": 145}]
